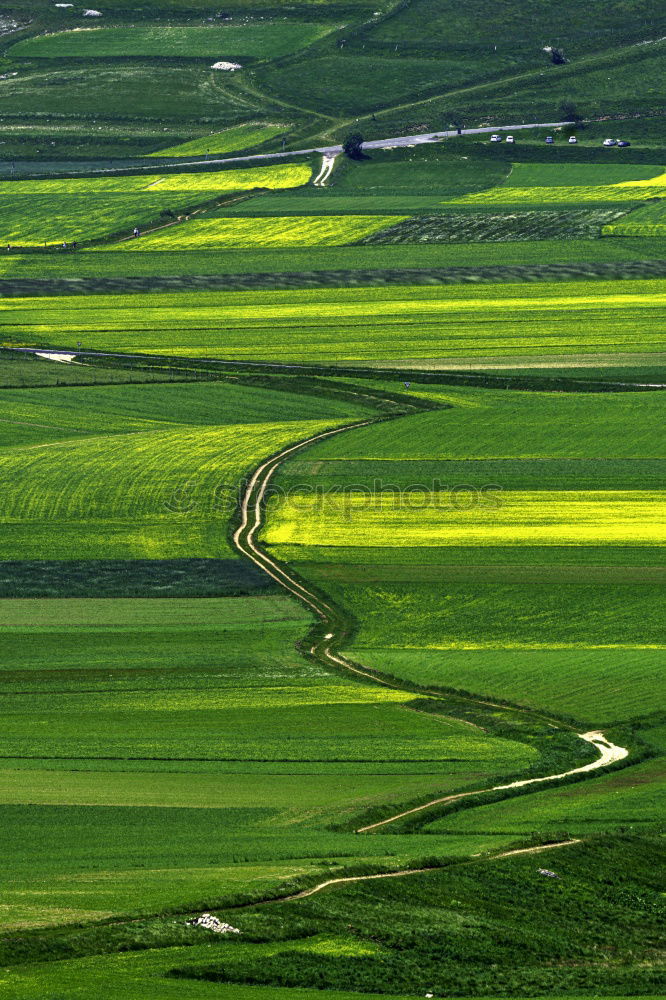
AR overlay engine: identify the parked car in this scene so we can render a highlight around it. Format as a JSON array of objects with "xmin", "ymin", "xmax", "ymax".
[
  {"xmin": 602, "ymin": 138, "xmax": 617, "ymax": 146},
  {"xmin": 505, "ymin": 135, "xmax": 515, "ymax": 143},
  {"xmin": 545, "ymin": 136, "xmax": 554, "ymax": 144},
  {"xmin": 568, "ymin": 135, "xmax": 578, "ymax": 144},
  {"xmin": 490, "ymin": 134, "xmax": 502, "ymax": 142},
  {"xmin": 617, "ymin": 140, "xmax": 631, "ymax": 147}
]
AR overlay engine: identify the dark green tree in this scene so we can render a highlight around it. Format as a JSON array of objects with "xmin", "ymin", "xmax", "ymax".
[
  {"xmin": 342, "ymin": 133, "xmax": 364, "ymax": 159},
  {"xmin": 559, "ymin": 99, "xmax": 584, "ymax": 125}
]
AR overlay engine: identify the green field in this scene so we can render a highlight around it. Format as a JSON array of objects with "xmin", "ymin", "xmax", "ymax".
[
  {"xmin": 453, "ymin": 178, "xmax": 666, "ymax": 207},
  {"xmin": 1, "ymin": 235, "xmax": 665, "ymax": 281},
  {"xmin": 603, "ymin": 199, "xmax": 666, "ymax": 236},
  {"xmin": 149, "ymin": 123, "xmax": 289, "ymax": 158},
  {"xmin": 10, "ymin": 23, "xmax": 329, "ymax": 60},
  {"xmin": 120, "ymin": 215, "xmax": 404, "ymax": 249},
  {"xmin": 6, "ymin": 279, "xmax": 664, "ymax": 364},
  {"xmin": 360, "ymin": 208, "xmax": 629, "ymax": 243},
  {"xmin": 0, "ymin": 164, "xmax": 312, "ymax": 244},
  {"xmin": 0, "ymin": 377, "xmax": 372, "ymax": 560},
  {"xmin": 1, "ymin": 0, "xmax": 665, "ymax": 991},
  {"xmin": 266, "ymin": 385, "xmax": 666, "ymax": 723}
]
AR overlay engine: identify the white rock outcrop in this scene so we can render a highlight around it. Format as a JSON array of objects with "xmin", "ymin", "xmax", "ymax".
[{"xmin": 187, "ymin": 913, "xmax": 241, "ymax": 934}]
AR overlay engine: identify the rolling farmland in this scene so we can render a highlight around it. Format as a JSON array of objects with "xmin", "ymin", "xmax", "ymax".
[
  {"xmin": 0, "ymin": 165, "xmax": 312, "ymax": 244},
  {"xmin": 5, "ymin": 279, "xmax": 665, "ymax": 365},
  {"xmin": 122, "ymin": 215, "xmax": 406, "ymax": 250},
  {"xmin": 0, "ymin": 0, "xmax": 664, "ymax": 993}
]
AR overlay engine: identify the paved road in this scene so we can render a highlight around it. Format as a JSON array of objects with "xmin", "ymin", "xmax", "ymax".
[
  {"xmin": 147, "ymin": 120, "xmax": 575, "ymax": 170},
  {"xmin": 0, "ymin": 120, "xmax": 574, "ymax": 178}
]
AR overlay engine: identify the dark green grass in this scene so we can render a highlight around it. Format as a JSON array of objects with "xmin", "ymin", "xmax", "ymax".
[
  {"xmin": 368, "ymin": 0, "xmax": 663, "ymax": 56},
  {"xmin": 257, "ymin": 52, "xmax": 527, "ymax": 116},
  {"xmin": 172, "ymin": 836, "xmax": 666, "ymax": 996},
  {"xmin": 425, "ymin": 757, "xmax": 666, "ymax": 834},
  {"xmin": 2, "ymin": 236, "xmax": 665, "ymax": 278},
  {"xmin": 0, "ymin": 349, "xmax": 213, "ymax": 387},
  {"xmin": 360, "ymin": 209, "xmax": 629, "ymax": 243},
  {"xmin": 328, "ymin": 145, "xmax": 510, "ymax": 196},
  {"xmin": 4, "ymin": 259, "xmax": 666, "ymax": 299},
  {"xmin": 355, "ymin": 646, "xmax": 666, "ymax": 725},
  {"xmin": 277, "ymin": 456, "xmax": 665, "ymax": 492},
  {"xmin": 0, "ymin": 379, "xmax": 370, "ymax": 447},
  {"xmin": 10, "ymin": 23, "xmax": 329, "ymax": 60},
  {"xmin": 278, "ymin": 544, "xmax": 666, "ymax": 567},
  {"xmin": 358, "ymin": 45, "xmax": 666, "ymax": 149},
  {"xmin": 215, "ymin": 193, "xmax": 450, "ymax": 215},
  {"xmin": 0, "ymin": 558, "xmax": 276, "ymax": 598},
  {"xmin": 0, "ymin": 802, "xmax": 483, "ymax": 932},
  {"xmin": 316, "ymin": 579, "xmax": 666, "ymax": 653},
  {"xmin": 503, "ymin": 163, "xmax": 663, "ymax": 186},
  {"xmin": 0, "ymin": 64, "xmax": 266, "ymax": 121},
  {"xmin": 301, "ymin": 385, "xmax": 666, "ymax": 460},
  {"xmin": 1, "ymin": 947, "xmax": 653, "ymax": 1000}
]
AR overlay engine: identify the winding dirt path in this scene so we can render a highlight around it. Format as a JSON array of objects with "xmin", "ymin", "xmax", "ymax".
[
  {"xmin": 232, "ymin": 418, "xmax": 630, "ymax": 837},
  {"xmin": 357, "ymin": 731, "xmax": 628, "ymax": 832},
  {"xmin": 276, "ymin": 839, "xmax": 581, "ymax": 901}
]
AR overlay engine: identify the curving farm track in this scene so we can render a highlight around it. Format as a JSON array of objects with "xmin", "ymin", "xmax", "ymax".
[{"xmin": 232, "ymin": 415, "xmax": 630, "ymax": 839}]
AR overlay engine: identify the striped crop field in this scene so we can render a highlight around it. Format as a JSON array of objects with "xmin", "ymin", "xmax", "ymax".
[
  {"xmin": 149, "ymin": 123, "xmax": 288, "ymax": 158},
  {"xmin": 5, "ymin": 279, "xmax": 664, "ymax": 363},
  {"xmin": 451, "ymin": 169, "xmax": 666, "ymax": 207},
  {"xmin": 603, "ymin": 200, "xmax": 666, "ymax": 236},
  {"xmin": 0, "ymin": 166, "xmax": 311, "ymax": 196},
  {"xmin": 119, "ymin": 215, "xmax": 405, "ymax": 249},
  {"xmin": 263, "ymin": 490, "xmax": 666, "ymax": 549},
  {"xmin": 0, "ymin": 165, "xmax": 311, "ymax": 244},
  {"xmin": 0, "ymin": 419, "xmax": 339, "ymax": 560},
  {"xmin": 360, "ymin": 209, "xmax": 627, "ymax": 244}
]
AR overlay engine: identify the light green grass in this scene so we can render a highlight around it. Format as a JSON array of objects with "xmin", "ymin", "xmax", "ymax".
[
  {"xmin": 0, "ymin": 380, "xmax": 369, "ymax": 448},
  {"xmin": 5, "ymin": 279, "xmax": 664, "ymax": 363},
  {"xmin": 452, "ymin": 173, "xmax": 666, "ymax": 206},
  {"xmin": 0, "ymin": 419, "xmax": 339, "ymax": 559},
  {"xmin": 149, "ymin": 123, "xmax": 288, "ymax": 157},
  {"xmin": 117, "ymin": 215, "xmax": 405, "ymax": 250},
  {"xmin": 603, "ymin": 199, "xmax": 666, "ymax": 236},
  {"xmin": 0, "ymin": 165, "xmax": 311, "ymax": 244},
  {"xmin": 265, "ymin": 489, "xmax": 666, "ymax": 548}
]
